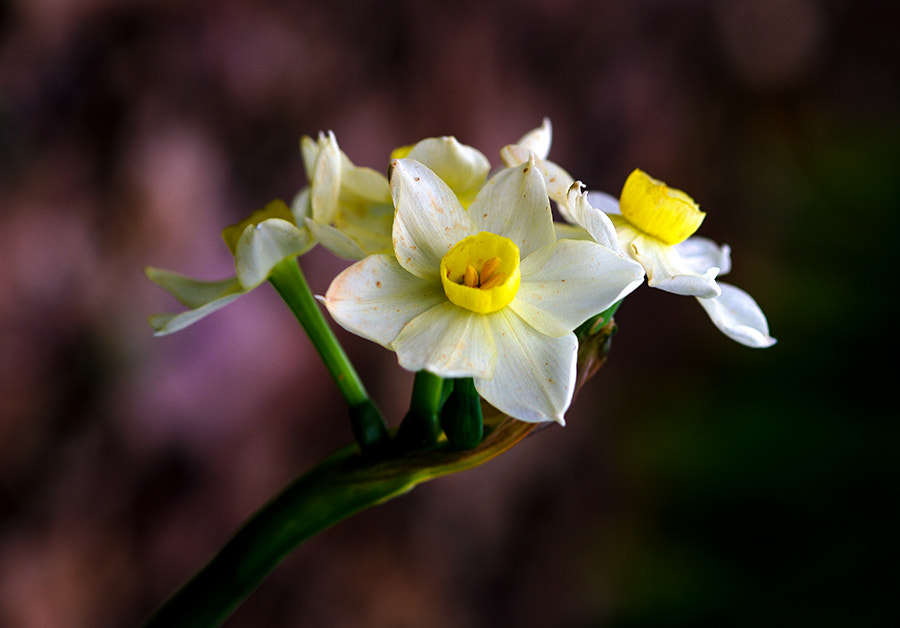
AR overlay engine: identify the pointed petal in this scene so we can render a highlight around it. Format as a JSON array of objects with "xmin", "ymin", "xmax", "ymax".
[
  {"xmin": 234, "ymin": 219, "xmax": 314, "ymax": 288},
  {"xmin": 310, "ymin": 131, "xmax": 341, "ymax": 224},
  {"xmin": 474, "ymin": 310, "xmax": 577, "ymax": 424},
  {"xmin": 145, "ymin": 267, "xmax": 243, "ymax": 309},
  {"xmin": 696, "ymin": 282, "xmax": 776, "ymax": 348},
  {"xmin": 566, "ymin": 183, "xmax": 621, "ymax": 250},
  {"xmin": 390, "ymin": 158, "xmax": 473, "ymax": 278},
  {"xmin": 469, "ymin": 160, "xmax": 556, "ymax": 258},
  {"xmin": 144, "ymin": 269, "xmax": 247, "ymax": 335},
  {"xmin": 323, "ymin": 254, "xmax": 445, "ymax": 347},
  {"xmin": 148, "ymin": 290, "xmax": 247, "ymax": 336},
  {"xmin": 510, "ymin": 117, "xmax": 552, "ymax": 160},
  {"xmin": 511, "ymin": 240, "xmax": 645, "ymax": 336},
  {"xmin": 392, "ymin": 302, "xmax": 497, "ymax": 379},
  {"xmin": 299, "ymin": 135, "xmax": 320, "ymax": 183},
  {"xmin": 499, "ymin": 144, "xmax": 574, "ymax": 209},
  {"xmin": 406, "ymin": 136, "xmax": 490, "ymax": 203}
]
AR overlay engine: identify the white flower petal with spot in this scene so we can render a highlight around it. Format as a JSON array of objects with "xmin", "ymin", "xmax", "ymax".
[
  {"xmin": 468, "ymin": 159, "xmax": 556, "ymax": 258},
  {"xmin": 323, "ymin": 254, "xmax": 445, "ymax": 347},
  {"xmin": 390, "ymin": 158, "xmax": 474, "ymax": 278}
]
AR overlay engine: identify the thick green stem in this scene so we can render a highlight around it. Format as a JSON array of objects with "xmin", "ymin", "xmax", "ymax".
[
  {"xmin": 268, "ymin": 258, "xmax": 387, "ymax": 449},
  {"xmin": 440, "ymin": 377, "xmax": 483, "ymax": 449},
  {"xmin": 395, "ymin": 370, "xmax": 445, "ymax": 449},
  {"xmin": 141, "ymin": 411, "xmax": 536, "ymax": 628}
]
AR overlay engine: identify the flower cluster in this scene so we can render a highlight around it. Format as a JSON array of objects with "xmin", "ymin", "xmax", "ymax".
[{"xmin": 147, "ymin": 118, "xmax": 774, "ymax": 426}]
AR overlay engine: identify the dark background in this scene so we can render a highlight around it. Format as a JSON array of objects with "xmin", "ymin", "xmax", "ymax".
[{"xmin": 1, "ymin": 0, "xmax": 897, "ymax": 626}]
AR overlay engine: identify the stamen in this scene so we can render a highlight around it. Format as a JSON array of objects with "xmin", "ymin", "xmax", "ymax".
[
  {"xmin": 480, "ymin": 257, "xmax": 501, "ymax": 284},
  {"xmin": 479, "ymin": 271, "xmax": 506, "ymax": 290},
  {"xmin": 464, "ymin": 264, "xmax": 479, "ymax": 288}
]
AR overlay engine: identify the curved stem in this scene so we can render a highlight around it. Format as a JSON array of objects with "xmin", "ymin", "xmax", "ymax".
[{"xmin": 268, "ymin": 258, "xmax": 387, "ymax": 448}]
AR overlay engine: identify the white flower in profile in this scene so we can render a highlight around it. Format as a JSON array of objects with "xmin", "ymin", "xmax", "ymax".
[
  {"xmin": 145, "ymin": 198, "xmax": 314, "ymax": 335},
  {"xmin": 323, "ymin": 158, "xmax": 645, "ymax": 424},
  {"xmin": 301, "ymin": 131, "xmax": 490, "ymax": 259},
  {"xmin": 571, "ymin": 169, "xmax": 776, "ymax": 348}
]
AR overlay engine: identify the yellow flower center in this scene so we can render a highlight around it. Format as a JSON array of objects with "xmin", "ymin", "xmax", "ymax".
[
  {"xmin": 440, "ymin": 232, "xmax": 521, "ymax": 314},
  {"xmin": 619, "ymin": 169, "xmax": 706, "ymax": 245}
]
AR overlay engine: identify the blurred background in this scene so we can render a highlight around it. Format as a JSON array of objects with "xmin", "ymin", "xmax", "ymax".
[{"xmin": 1, "ymin": 0, "xmax": 897, "ymax": 626}]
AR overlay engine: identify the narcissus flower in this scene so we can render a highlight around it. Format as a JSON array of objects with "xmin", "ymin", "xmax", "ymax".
[
  {"xmin": 146, "ymin": 198, "xmax": 314, "ymax": 335},
  {"xmin": 323, "ymin": 158, "xmax": 645, "ymax": 423},
  {"xmin": 572, "ymin": 169, "xmax": 775, "ymax": 348},
  {"xmin": 301, "ymin": 131, "xmax": 490, "ymax": 259}
]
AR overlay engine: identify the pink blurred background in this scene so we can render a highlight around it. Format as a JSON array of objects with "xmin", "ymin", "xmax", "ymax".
[{"xmin": 1, "ymin": 1, "xmax": 897, "ymax": 626}]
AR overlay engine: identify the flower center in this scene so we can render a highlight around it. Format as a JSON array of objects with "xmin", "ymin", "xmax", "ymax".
[
  {"xmin": 619, "ymin": 169, "xmax": 706, "ymax": 245},
  {"xmin": 440, "ymin": 232, "xmax": 521, "ymax": 314}
]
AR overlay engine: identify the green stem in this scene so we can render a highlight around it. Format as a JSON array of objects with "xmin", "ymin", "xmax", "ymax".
[
  {"xmin": 140, "ymin": 316, "xmax": 622, "ymax": 628},
  {"xmin": 395, "ymin": 370, "xmax": 444, "ymax": 449},
  {"xmin": 141, "ymin": 411, "xmax": 536, "ymax": 628},
  {"xmin": 440, "ymin": 377, "xmax": 483, "ymax": 449},
  {"xmin": 268, "ymin": 258, "xmax": 387, "ymax": 449}
]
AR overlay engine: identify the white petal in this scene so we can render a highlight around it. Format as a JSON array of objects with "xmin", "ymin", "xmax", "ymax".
[
  {"xmin": 338, "ymin": 159, "xmax": 391, "ymax": 204},
  {"xmin": 299, "ymin": 134, "xmax": 321, "ymax": 183},
  {"xmin": 234, "ymin": 219, "xmax": 314, "ymax": 288},
  {"xmin": 566, "ymin": 183, "xmax": 621, "ymax": 250},
  {"xmin": 323, "ymin": 254, "xmax": 445, "ymax": 348},
  {"xmin": 506, "ymin": 118, "xmax": 552, "ymax": 160},
  {"xmin": 390, "ymin": 158, "xmax": 473, "ymax": 278},
  {"xmin": 468, "ymin": 160, "xmax": 556, "ymax": 258},
  {"xmin": 498, "ymin": 144, "xmax": 574, "ymax": 209},
  {"xmin": 145, "ymin": 267, "xmax": 243, "ymax": 309},
  {"xmin": 554, "ymin": 222, "xmax": 594, "ymax": 242},
  {"xmin": 392, "ymin": 302, "xmax": 497, "ymax": 379},
  {"xmin": 291, "ymin": 186, "xmax": 311, "ymax": 223},
  {"xmin": 306, "ymin": 218, "xmax": 368, "ymax": 260},
  {"xmin": 696, "ymin": 282, "xmax": 776, "ymax": 348},
  {"xmin": 674, "ymin": 237, "xmax": 732, "ymax": 276},
  {"xmin": 474, "ymin": 310, "xmax": 577, "ymax": 424},
  {"xmin": 310, "ymin": 131, "xmax": 341, "ymax": 224},
  {"xmin": 586, "ymin": 190, "xmax": 621, "ymax": 215},
  {"xmin": 148, "ymin": 290, "xmax": 247, "ymax": 336},
  {"xmin": 619, "ymin": 225, "xmax": 721, "ymax": 298},
  {"xmin": 406, "ymin": 136, "xmax": 490, "ymax": 199},
  {"xmin": 511, "ymin": 240, "xmax": 645, "ymax": 336}
]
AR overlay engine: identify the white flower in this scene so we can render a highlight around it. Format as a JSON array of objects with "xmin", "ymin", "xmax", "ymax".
[
  {"xmin": 301, "ymin": 131, "xmax": 490, "ymax": 259},
  {"xmin": 146, "ymin": 198, "xmax": 314, "ymax": 335},
  {"xmin": 572, "ymin": 169, "xmax": 775, "ymax": 348},
  {"xmin": 323, "ymin": 158, "xmax": 645, "ymax": 424}
]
